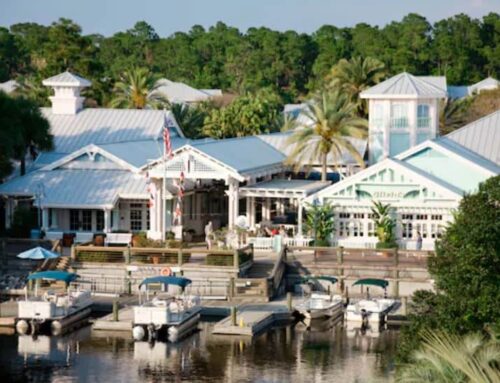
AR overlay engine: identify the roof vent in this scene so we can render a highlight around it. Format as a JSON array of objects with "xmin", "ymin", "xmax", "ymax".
[{"xmin": 42, "ymin": 71, "xmax": 91, "ymax": 115}]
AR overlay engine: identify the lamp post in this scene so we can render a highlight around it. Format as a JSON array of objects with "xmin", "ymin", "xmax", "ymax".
[{"xmin": 35, "ymin": 183, "xmax": 45, "ymax": 231}]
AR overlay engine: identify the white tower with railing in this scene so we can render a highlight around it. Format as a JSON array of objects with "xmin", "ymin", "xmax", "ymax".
[
  {"xmin": 360, "ymin": 73, "xmax": 447, "ymax": 164},
  {"xmin": 42, "ymin": 71, "xmax": 91, "ymax": 115}
]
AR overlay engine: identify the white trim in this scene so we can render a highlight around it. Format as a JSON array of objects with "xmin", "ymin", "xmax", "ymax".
[{"xmin": 41, "ymin": 144, "xmax": 140, "ymax": 173}]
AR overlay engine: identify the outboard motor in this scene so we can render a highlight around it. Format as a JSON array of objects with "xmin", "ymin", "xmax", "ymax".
[
  {"xmin": 147, "ymin": 323, "xmax": 157, "ymax": 343},
  {"xmin": 361, "ymin": 309, "xmax": 369, "ymax": 327}
]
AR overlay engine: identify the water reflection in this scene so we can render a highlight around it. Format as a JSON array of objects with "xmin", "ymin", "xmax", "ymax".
[{"xmin": 0, "ymin": 319, "xmax": 398, "ymax": 383}]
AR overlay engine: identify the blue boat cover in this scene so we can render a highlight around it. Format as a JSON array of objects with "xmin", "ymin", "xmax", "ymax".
[
  {"xmin": 139, "ymin": 276, "xmax": 192, "ymax": 289},
  {"xmin": 27, "ymin": 271, "xmax": 79, "ymax": 283}
]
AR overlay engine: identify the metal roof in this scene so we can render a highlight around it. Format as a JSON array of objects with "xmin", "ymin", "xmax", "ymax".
[
  {"xmin": 443, "ymin": 110, "xmax": 500, "ymax": 166},
  {"xmin": 42, "ymin": 71, "xmax": 91, "ymax": 87},
  {"xmin": 41, "ymin": 108, "xmax": 183, "ymax": 154},
  {"xmin": 155, "ymin": 79, "xmax": 219, "ymax": 103},
  {"xmin": 360, "ymin": 73, "xmax": 447, "ymax": 99},
  {"xmin": 0, "ymin": 169, "xmax": 149, "ymax": 208},
  {"xmin": 468, "ymin": 77, "xmax": 499, "ymax": 94},
  {"xmin": 191, "ymin": 136, "xmax": 286, "ymax": 174},
  {"xmin": 257, "ymin": 132, "xmax": 367, "ymax": 166},
  {"xmin": 240, "ymin": 179, "xmax": 330, "ymax": 198}
]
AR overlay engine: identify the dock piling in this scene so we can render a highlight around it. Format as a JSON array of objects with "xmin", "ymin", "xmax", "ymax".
[
  {"xmin": 112, "ymin": 300, "xmax": 119, "ymax": 322},
  {"xmin": 231, "ymin": 306, "xmax": 237, "ymax": 326},
  {"xmin": 286, "ymin": 292, "xmax": 292, "ymax": 312}
]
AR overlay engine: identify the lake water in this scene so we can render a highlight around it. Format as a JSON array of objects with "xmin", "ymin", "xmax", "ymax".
[{"xmin": 0, "ymin": 319, "xmax": 398, "ymax": 383}]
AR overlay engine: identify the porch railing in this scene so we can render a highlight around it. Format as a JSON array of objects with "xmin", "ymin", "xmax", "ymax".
[{"xmin": 247, "ymin": 236, "xmax": 313, "ymax": 251}]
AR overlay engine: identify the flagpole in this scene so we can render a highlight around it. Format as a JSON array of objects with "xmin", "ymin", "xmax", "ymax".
[{"xmin": 162, "ymin": 112, "xmax": 167, "ymax": 242}]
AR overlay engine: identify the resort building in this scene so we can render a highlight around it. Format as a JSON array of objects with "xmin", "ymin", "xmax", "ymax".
[{"xmin": 0, "ymin": 71, "xmax": 498, "ymax": 251}]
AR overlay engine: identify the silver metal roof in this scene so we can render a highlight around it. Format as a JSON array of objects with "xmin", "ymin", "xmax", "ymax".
[
  {"xmin": 155, "ymin": 79, "xmax": 220, "ymax": 104},
  {"xmin": 42, "ymin": 71, "xmax": 91, "ymax": 87},
  {"xmin": 41, "ymin": 108, "xmax": 183, "ymax": 154},
  {"xmin": 191, "ymin": 136, "xmax": 286, "ymax": 174},
  {"xmin": 240, "ymin": 179, "xmax": 331, "ymax": 198},
  {"xmin": 442, "ymin": 110, "xmax": 500, "ymax": 166},
  {"xmin": 0, "ymin": 169, "xmax": 148, "ymax": 209},
  {"xmin": 360, "ymin": 73, "xmax": 447, "ymax": 99},
  {"xmin": 257, "ymin": 132, "xmax": 367, "ymax": 166}
]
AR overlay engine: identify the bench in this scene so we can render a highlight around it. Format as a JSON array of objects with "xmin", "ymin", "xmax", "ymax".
[{"xmin": 105, "ymin": 233, "xmax": 132, "ymax": 246}]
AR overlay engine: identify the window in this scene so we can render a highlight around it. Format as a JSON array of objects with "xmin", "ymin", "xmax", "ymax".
[
  {"xmin": 417, "ymin": 104, "xmax": 430, "ymax": 128},
  {"xmin": 70, "ymin": 210, "xmax": 79, "ymax": 231},
  {"xmin": 391, "ymin": 103, "xmax": 409, "ymax": 129},
  {"xmin": 96, "ymin": 211, "xmax": 104, "ymax": 232},
  {"xmin": 130, "ymin": 203, "xmax": 143, "ymax": 231},
  {"xmin": 371, "ymin": 103, "xmax": 384, "ymax": 129},
  {"xmin": 401, "ymin": 213, "xmax": 414, "ymax": 238},
  {"xmin": 81, "ymin": 210, "xmax": 92, "ymax": 231}
]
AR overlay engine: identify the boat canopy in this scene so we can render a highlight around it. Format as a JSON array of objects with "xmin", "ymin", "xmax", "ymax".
[
  {"xmin": 300, "ymin": 276, "xmax": 338, "ymax": 284},
  {"xmin": 139, "ymin": 276, "xmax": 192, "ymax": 289},
  {"xmin": 352, "ymin": 278, "xmax": 389, "ymax": 288},
  {"xmin": 27, "ymin": 271, "xmax": 79, "ymax": 284}
]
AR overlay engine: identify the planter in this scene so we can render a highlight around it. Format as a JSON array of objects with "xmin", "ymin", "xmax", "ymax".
[
  {"xmin": 151, "ymin": 255, "xmax": 160, "ymax": 265},
  {"xmin": 62, "ymin": 233, "xmax": 75, "ymax": 247},
  {"xmin": 93, "ymin": 234, "xmax": 106, "ymax": 246},
  {"xmin": 132, "ymin": 234, "xmax": 142, "ymax": 247}
]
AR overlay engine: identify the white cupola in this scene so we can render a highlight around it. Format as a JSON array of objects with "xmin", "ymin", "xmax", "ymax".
[
  {"xmin": 42, "ymin": 71, "xmax": 91, "ymax": 115},
  {"xmin": 360, "ymin": 72, "xmax": 447, "ymax": 164}
]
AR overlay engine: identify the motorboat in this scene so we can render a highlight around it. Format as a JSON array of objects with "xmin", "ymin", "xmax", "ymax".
[
  {"xmin": 345, "ymin": 278, "xmax": 396, "ymax": 326},
  {"xmin": 132, "ymin": 276, "xmax": 201, "ymax": 342},
  {"xmin": 294, "ymin": 276, "xmax": 344, "ymax": 320},
  {"xmin": 16, "ymin": 271, "xmax": 92, "ymax": 336}
]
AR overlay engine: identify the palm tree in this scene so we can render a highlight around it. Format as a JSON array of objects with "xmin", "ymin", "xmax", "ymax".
[
  {"xmin": 439, "ymin": 97, "xmax": 471, "ymax": 135},
  {"xmin": 170, "ymin": 103, "xmax": 207, "ymax": 139},
  {"xmin": 328, "ymin": 56, "xmax": 386, "ymax": 117},
  {"xmin": 110, "ymin": 67, "xmax": 168, "ymax": 109},
  {"xmin": 397, "ymin": 330, "xmax": 500, "ymax": 383},
  {"xmin": 15, "ymin": 75, "xmax": 51, "ymax": 107},
  {"xmin": 370, "ymin": 201, "xmax": 396, "ymax": 247},
  {"xmin": 285, "ymin": 89, "xmax": 367, "ymax": 181}
]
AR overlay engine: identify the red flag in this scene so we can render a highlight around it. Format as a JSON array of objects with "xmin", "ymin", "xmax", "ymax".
[{"xmin": 163, "ymin": 115, "xmax": 173, "ymax": 159}]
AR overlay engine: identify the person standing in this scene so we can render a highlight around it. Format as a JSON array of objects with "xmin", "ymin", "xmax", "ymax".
[
  {"xmin": 205, "ymin": 221, "xmax": 213, "ymax": 250},
  {"xmin": 416, "ymin": 230, "xmax": 423, "ymax": 251}
]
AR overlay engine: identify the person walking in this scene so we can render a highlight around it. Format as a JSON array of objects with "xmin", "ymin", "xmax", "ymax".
[{"xmin": 205, "ymin": 221, "xmax": 213, "ymax": 250}]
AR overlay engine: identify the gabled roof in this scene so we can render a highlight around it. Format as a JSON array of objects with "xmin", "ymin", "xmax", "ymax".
[
  {"xmin": 0, "ymin": 169, "xmax": 148, "ymax": 209},
  {"xmin": 360, "ymin": 73, "xmax": 447, "ymax": 99},
  {"xmin": 468, "ymin": 77, "xmax": 499, "ymax": 94},
  {"xmin": 42, "ymin": 71, "xmax": 91, "ymax": 87},
  {"xmin": 41, "ymin": 108, "xmax": 183, "ymax": 153},
  {"xmin": 442, "ymin": 110, "xmax": 500, "ymax": 166},
  {"xmin": 304, "ymin": 157, "xmax": 463, "ymax": 204}
]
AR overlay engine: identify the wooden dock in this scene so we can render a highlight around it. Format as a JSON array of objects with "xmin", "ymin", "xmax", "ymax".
[
  {"xmin": 212, "ymin": 303, "xmax": 291, "ymax": 336},
  {"xmin": 92, "ymin": 307, "xmax": 134, "ymax": 331}
]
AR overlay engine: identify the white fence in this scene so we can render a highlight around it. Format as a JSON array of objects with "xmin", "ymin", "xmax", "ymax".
[{"xmin": 247, "ymin": 236, "xmax": 314, "ymax": 251}]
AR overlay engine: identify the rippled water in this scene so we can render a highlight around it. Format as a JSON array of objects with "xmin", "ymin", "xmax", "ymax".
[{"xmin": 0, "ymin": 319, "xmax": 398, "ymax": 383}]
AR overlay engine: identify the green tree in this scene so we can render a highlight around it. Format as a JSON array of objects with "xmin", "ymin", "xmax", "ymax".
[
  {"xmin": 398, "ymin": 330, "xmax": 500, "ymax": 383},
  {"xmin": 370, "ymin": 201, "xmax": 397, "ymax": 248},
  {"xmin": 110, "ymin": 67, "xmax": 168, "ymax": 109},
  {"xmin": 304, "ymin": 202, "xmax": 335, "ymax": 246},
  {"xmin": 202, "ymin": 89, "xmax": 282, "ymax": 138},
  {"xmin": 170, "ymin": 103, "xmax": 207, "ymax": 139},
  {"xmin": 0, "ymin": 27, "xmax": 24, "ymax": 81},
  {"xmin": 0, "ymin": 92, "xmax": 53, "ymax": 177},
  {"xmin": 328, "ymin": 56, "xmax": 386, "ymax": 117},
  {"xmin": 285, "ymin": 89, "xmax": 367, "ymax": 181},
  {"xmin": 439, "ymin": 97, "xmax": 471, "ymax": 135}
]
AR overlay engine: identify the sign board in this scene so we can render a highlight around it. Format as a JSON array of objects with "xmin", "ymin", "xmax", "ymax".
[{"xmin": 356, "ymin": 184, "xmax": 420, "ymax": 200}]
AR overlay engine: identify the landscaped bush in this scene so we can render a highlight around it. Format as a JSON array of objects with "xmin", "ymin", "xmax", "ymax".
[
  {"xmin": 8, "ymin": 207, "xmax": 37, "ymax": 238},
  {"xmin": 206, "ymin": 253, "xmax": 234, "ymax": 266},
  {"xmin": 77, "ymin": 251, "xmax": 123, "ymax": 263}
]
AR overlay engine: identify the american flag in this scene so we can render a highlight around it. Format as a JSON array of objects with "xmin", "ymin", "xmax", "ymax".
[{"xmin": 163, "ymin": 115, "xmax": 173, "ymax": 159}]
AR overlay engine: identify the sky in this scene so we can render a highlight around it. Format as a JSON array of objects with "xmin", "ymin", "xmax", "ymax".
[{"xmin": 1, "ymin": 0, "xmax": 499, "ymax": 36}]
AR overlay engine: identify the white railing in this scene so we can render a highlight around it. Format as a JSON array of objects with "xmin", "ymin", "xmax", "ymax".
[{"xmin": 247, "ymin": 236, "xmax": 314, "ymax": 251}]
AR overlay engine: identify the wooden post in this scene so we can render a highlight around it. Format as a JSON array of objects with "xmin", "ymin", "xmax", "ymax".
[
  {"xmin": 124, "ymin": 245, "xmax": 131, "ymax": 264},
  {"xmin": 70, "ymin": 245, "xmax": 76, "ymax": 261},
  {"xmin": 286, "ymin": 292, "xmax": 292, "ymax": 312},
  {"xmin": 112, "ymin": 299, "xmax": 119, "ymax": 321},
  {"xmin": 229, "ymin": 277, "xmax": 235, "ymax": 301},
  {"xmin": 402, "ymin": 296, "xmax": 408, "ymax": 316},
  {"xmin": 178, "ymin": 249, "xmax": 183, "ymax": 266},
  {"xmin": 337, "ymin": 247, "xmax": 344, "ymax": 292},
  {"xmin": 233, "ymin": 249, "xmax": 239, "ymax": 269},
  {"xmin": 393, "ymin": 248, "xmax": 399, "ymax": 298},
  {"xmin": 230, "ymin": 306, "xmax": 237, "ymax": 326}
]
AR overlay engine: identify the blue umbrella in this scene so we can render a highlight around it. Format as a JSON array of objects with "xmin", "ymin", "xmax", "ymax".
[{"xmin": 17, "ymin": 246, "xmax": 60, "ymax": 260}]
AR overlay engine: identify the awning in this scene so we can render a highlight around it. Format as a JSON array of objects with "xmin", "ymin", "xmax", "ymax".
[
  {"xmin": 352, "ymin": 278, "xmax": 389, "ymax": 289},
  {"xmin": 239, "ymin": 179, "xmax": 330, "ymax": 199},
  {"xmin": 27, "ymin": 271, "xmax": 79, "ymax": 284},
  {"xmin": 300, "ymin": 276, "xmax": 338, "ymax": 284}
]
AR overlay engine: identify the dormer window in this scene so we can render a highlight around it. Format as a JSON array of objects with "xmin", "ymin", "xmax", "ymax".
[
  {"xmin": 417, "ymin": 104, "xmax": 430, "ymax": 128},
  {"xmin": 391, "ymin": 103, "xmax": 409, "ymax": 129}
]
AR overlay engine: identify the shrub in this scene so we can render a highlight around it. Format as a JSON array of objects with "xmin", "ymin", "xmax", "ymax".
[{"xmin": 8, "ymin": 207, "xmax": 37, "ymax": 238}]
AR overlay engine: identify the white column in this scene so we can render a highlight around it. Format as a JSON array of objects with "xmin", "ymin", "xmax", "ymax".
[
  {"xmin": 41, "ymin": 208, "xmax": 49, "ymax": 231},
  {"xmin": 383, "ymin": 100, "xmax": 391, "ymax": 159},
  {"xmin": 297, "ymin": 200, "xmax": 303, "ymax": 238},
  {"xmin": 409, "ymin": 99, "xmax": 418, "ymax": 148},
  {"xmin": 234, "ymin": 184, "xmax": 240, "ymax": 223},
  {"xmin": 104, "ymin": 209, "xmax": 111, "ymax": 233},
  {"xmin": 4, "ymin": 198, "xmax": 13, "ymax": 229},
  {"xmin": 265, "ymin": 198, "xmax": 272, "ymax": 221},
  {"xmin": 50, "ymin": 209, "xmax": 58, "ymax": 229},
  {"xmin": 228, "ymin": 179, "xmax": 239, "ymax": 229}
]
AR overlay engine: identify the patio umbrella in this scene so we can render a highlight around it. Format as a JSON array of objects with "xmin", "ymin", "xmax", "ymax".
[{"xmin": 17, "ymin": 246, "xmax": 60, "ymax": 260}]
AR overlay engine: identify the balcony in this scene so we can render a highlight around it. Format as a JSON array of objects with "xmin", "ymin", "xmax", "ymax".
[
  {"xmin": 417, "ymin": 117, "xmax": 431, "ymax": 129},
  {"xmin": 390, "ymin": 117, "xmax": 409, "ymax": 129}
]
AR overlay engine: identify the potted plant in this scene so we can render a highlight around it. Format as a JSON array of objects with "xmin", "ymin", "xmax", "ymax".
[
  {"xmin": 305, "ymin": 202, "xmax": 335, "ymax": 249},
  {"xmin": 132, "ymin": 231, "xmax": 146, "ymax": 247},
  {"xmin": 93, "ymin": 233, "xmax": 106, "ymax": 246},
  {"xmin": 370, "ymin": 201, "xmax": 398, "ymax": 255}
]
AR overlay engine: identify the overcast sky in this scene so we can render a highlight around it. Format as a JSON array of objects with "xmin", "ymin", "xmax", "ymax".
[{"xmin": 1, "ymin": 0, "xmax": 499, "ymax": 36}]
